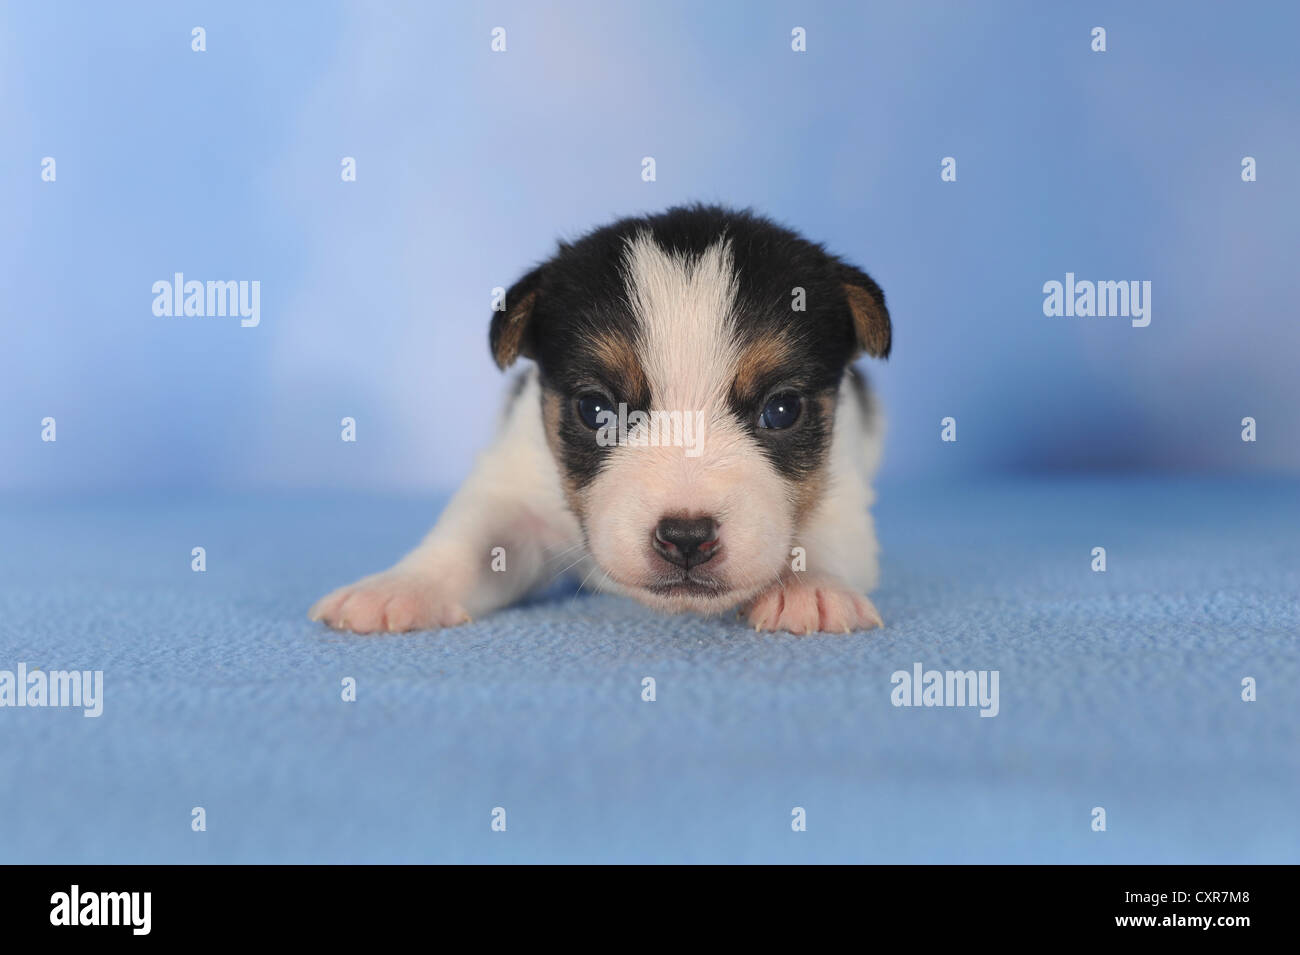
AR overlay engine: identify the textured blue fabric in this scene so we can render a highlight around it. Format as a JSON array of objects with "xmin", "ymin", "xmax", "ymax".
[{"xmin": 1, "ymin": 478, "xmax": 1296, "ymax": 863}]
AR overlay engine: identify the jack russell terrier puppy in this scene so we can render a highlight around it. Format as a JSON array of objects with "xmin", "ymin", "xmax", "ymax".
[{"xmin": 310, "ymin": 205, "xmax": 892, "ymax": 635}]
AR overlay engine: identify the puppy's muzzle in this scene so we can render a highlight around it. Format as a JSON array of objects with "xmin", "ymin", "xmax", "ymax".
[{"xmin": 652, "ymin": 516, "xmax": 719, "ymax": 569}]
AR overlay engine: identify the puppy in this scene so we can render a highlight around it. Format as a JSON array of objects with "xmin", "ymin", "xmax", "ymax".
[{"xmin": 310, "ymin": 205, "xmax": 892, "ymax": 635}]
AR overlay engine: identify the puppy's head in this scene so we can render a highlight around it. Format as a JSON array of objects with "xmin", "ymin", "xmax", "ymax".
[{"xmin": 490, "ymin": 205, "xmax": 890, "ymax": 613}]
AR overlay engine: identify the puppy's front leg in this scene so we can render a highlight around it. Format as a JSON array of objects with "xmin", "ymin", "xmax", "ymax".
[
  {"xmin": 309, "ymin": 372, "xmax": 580, "ymax": 633},
  {"xmin": 744, "ymin": 375, "xmax": 886, "ymax": 635},
  {"xmin": 743, "ymin": 504, "xmax": 885, "ymax": 635}
]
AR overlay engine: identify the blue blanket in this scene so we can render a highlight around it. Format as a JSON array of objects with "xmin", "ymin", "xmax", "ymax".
[{"xmin": 1, "ymin": 477, "xmax": 1295, "ymax": 862}]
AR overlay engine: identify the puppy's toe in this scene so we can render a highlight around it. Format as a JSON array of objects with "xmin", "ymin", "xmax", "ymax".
[
  {"xmin": 308, "ymin": 585, "xmax": 352, "ymax": 624},
  {"xmin": 743, "ymin": 585, "xmax": 786, "ymax": 632},
  {"xmin": 333, "ymin": 588, "xmax": 391, "ymax": 633},
  {"xmin": 379, "ymin": 592, "xmax": 426, "ymax": 632},
  {"xmin": 820, "ymin": 590, "xmax": 884, "ymax": 633}
]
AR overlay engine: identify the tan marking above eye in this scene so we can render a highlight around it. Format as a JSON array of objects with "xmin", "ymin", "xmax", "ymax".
[
  {"xmin": 732, "ymin": 333, "xmax": 798, "ymax": 403},
  {"xmin": 586, "ymin": 331, "xmax": 649, "ymax": 400}
]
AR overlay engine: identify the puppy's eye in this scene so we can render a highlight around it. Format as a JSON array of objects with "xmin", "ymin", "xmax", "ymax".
[
  {"xmin": 576, "ymin": 392, "xmax": 614, "ymax": 429},
  {"xmin": 758, "ymin": 392, "xmax": 802, "ymax": 430}
]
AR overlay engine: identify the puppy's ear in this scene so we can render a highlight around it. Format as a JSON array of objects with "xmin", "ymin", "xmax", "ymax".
[
  {"xmin": 489, "ymin": 265, "xmax": 546, "ymax": 370},
  {"xmin": 835, "ymin": 263, "xmax": 891, "ymax": 359}
]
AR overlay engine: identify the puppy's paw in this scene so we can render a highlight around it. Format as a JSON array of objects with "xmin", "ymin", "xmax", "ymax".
[
  {"xmin": 308, "ymin": 571, "xmax": 471, "ymax": 634},
  {"xmin": 743, "ymin": 577, "xmax": 883, "ymax": 635}
]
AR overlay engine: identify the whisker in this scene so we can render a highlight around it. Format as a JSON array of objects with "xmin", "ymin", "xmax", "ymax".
[
  {"xmin": 570, "ymin": 564, "xmax": 605, "ymax": 606},
  {"xmin": 532, "ymin": 539, "xmax": 592, "ymax": 589},
  {"xmin": 543, "ymin": 539, "xmax": 588, "ymax": 564},
  {"xmin": 545, "ymin": 552, "xmax": 591, "ymax": 589}
]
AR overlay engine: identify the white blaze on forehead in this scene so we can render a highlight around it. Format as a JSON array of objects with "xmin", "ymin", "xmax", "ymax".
[{"xmin": 621, "ymin": 231, "xmax": 740, "ymax": 414}]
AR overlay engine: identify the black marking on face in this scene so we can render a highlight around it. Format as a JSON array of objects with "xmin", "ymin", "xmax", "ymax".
[
  {"xmin": 735, "ymin": 379, "xmax": 839, "ymax": 484},
  {"xmin": 543, "ymin": 324, "xmax": 652, "ymax": 492}
]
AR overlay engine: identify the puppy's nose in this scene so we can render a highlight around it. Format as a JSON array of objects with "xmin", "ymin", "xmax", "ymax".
[{"xmin": 652, "ymin": 516, "xmax": 719, "ymax": 569}]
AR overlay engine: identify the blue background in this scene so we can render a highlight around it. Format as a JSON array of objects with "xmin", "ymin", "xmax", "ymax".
[
  {"xmin": 3, "ymin": 0, "xmax": 1298, "ymax": 491},
  {"xmin": 1, "ymin": 1, "xmax": 1297, "ymax": 865}
]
